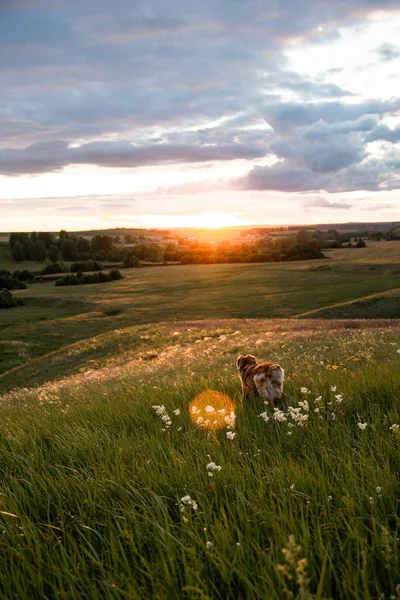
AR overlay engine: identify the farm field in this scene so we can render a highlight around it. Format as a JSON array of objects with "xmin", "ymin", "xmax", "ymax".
[{"xmin": 1, "ymin": 319, "xmax": 400, "ymax": 599}]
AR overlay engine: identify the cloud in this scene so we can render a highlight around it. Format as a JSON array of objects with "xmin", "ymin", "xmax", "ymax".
[
  {"xmin": 304, "ymin": 197, "xmax": 353, "ymax": 210},
  {"xmin": 377, "ymin": 43, "xmax": 400, "ymax": 61},
  {"xmin": 0, "ymin": 139, "xmax": 266, "ymax": 175},
  {"xmin": 236, "ymin": 154, "xmax": 400, "ymax": 194},
  {"xmin": 270, "ymin": 131, "xmax": 365, "ymax": 173},
  {"xmin": 365, "ymin": 124, "xmax": 400, "ymax": 143},
  {"xmin": 2, "ymin": 0, "xmax": 400, "ymax": 212},
  {"xmin": 263, "ymin": 98, "xmax": 400, "ymax": 133}
]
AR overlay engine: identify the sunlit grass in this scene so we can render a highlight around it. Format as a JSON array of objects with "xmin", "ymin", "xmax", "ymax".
[{"xmin": 1, "ymin": 326, "xmax": 400, "ymax": 598}]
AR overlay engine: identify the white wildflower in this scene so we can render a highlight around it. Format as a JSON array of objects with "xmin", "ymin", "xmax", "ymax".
[
  {"xmin": 335, "ymin": 394, "xmax": 343, "ymax": 404},
  {"xmin": 206, "ymin": 461, "xmax": 222, "ymax": 476},
  {"xmin": 290, "ymin": 484, "xmax": 295, "ymax": 491},
  {"xmin": 180, "ymin": 495, "xmax": 198, "ymax": 510},
  {"xmin": 331, "ymin": 412, "xmax": 336, "ymax": 420},
  {"xmin": 298, "ymin": 400, "xmax": 309, "ymax": 412},
  {"xmin": 180, "ymin": 494, "xmax": 198, "ymax": 521},
  {"xmin": 300, "ymin": 387, "xmax": 309, "ymax": 395},
  {"xmin": 258, "ymin": 411, "xmax": 270, "ymax": 423},
  {"xmin": 226, "ymin": 431, "xmax": 236, "ymax": 440},
  {"xmin": 369, "ymin": 496, "xmax": 374, "ymax": 505},
  {"xmin": 273, "ymin": 408, "xmax": 287, "ymax": 422},
  {"xmin": 390, "ymin": 424, "xmax": 400, "ymax": 430},
  {"xmin": 224, "ymin": 411, "xmax": 236, "ymax": 430},
  {"xmin": 331, "ymin": 385, "xmax": 337, "ymax": 392},
  {"xmin": 152, "ymin": 405, "xmax": 172, "ymax": 428},
  {"xmin": 315, "ymin": 396, "xmax": 322, "ymax": 404},
  {"xmin": 358, "ymin": 422, "xmax": 368, "ymax": 430},
  {"xmin": 173, "ymin": 408, "xmax": 181, "ymax": 416},
  {"xmin": 205, "ymin": 405, "xmax": 215, "ymax": 413},
  {"xmin": 191, "ymin": 406, "xmax": 199, "ymax": 414},
  {"xmin": 206, "ymin": 541, "xmax": 214, "ymax": 551},
  {"xmin": 314, "ymin": 407, "xmax": 320, "ymax": 413},
  {"xmin": 328, "ymin": 495, "xmax": 333, "ymax": 502},
  {"xmin": 376, "ymin": 486, "xmax": 382, "ymax": 493}
]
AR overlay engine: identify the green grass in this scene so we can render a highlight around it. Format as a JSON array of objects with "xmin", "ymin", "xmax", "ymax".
[
  {"xmin": 1, "ymin": 321, "xmax": 400, "ymax": 599},
  {"xmin": 1, "ymin": 241, "xmax": 399, "ymax": 378},
  {"xmin": 297, "ymin": 288, "xmax": 400, "ymax": 319}
]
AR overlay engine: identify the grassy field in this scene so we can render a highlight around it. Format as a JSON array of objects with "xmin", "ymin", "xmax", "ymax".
[
  {"xmin": 1, "ymin": 240, "xmax": 400, "ymax": 598},
  {"xmin": 1, "ymin": 320, "xmax": 400, "ymax": 599},
  {"xmin": 1, "ymin": 241, "xmax": 400, "ymax": 385}
]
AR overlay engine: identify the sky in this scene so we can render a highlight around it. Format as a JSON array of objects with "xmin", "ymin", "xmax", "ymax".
[{"xmin": 1, "ymin": 0, "xmax": 400, "ymax": 231}]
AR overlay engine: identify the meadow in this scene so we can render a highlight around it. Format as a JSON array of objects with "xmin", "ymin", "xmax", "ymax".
[
  {"xmin": 1, "ymin": 240, "xmax": 400, "ymax": 598},
  {"xmin": 1, "ymin": 320, "xmax": 400, "ymax": 599},
  {"xmin": 1, "ymin": 241, "xmax": 400, "ymax": 389}
]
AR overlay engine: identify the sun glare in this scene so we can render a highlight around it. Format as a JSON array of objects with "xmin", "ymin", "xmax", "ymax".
[{"xmin": 190, "ymin": 391, "xmax": 236, "ymax": 430}]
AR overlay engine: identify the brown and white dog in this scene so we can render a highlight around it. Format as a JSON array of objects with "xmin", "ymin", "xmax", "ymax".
[{"xmin": 237, "ymin": 354, "xmax": 284, "ymax": 406}]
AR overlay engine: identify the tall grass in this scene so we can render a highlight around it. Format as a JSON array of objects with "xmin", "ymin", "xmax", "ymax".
[{"xmin": 1, "ymin": 328, "xmax": 400, "ymax": 599}]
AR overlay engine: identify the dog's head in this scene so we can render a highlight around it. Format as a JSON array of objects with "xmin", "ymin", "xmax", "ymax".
[{"xmin": 236, "ymin": 354, "xmax": 257, "ymax": 374}]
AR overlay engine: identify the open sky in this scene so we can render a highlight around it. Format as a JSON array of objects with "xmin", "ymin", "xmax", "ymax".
[{"xmin": 1, "ymin": 0, "xmax": 400, "ymax": 231}]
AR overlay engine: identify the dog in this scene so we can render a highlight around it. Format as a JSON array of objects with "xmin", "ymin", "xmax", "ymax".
[{"xmin": 237, "ymin": 354, "xmax": 284, "ymax": 406}]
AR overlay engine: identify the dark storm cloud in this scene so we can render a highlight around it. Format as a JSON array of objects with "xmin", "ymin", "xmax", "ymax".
[{"xmin": 1, "ymin": 0, "xmax": 400, "ymax": 197}]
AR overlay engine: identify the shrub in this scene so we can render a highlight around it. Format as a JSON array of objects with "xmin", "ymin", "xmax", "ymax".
[
  {"xmin": 0, "ymin": 288, "xmax": 17, "ymax": 308},
  {"xmin": 70, "ymin": 260, "xmax": 103, "ymax": 273},
  {"xmin": 41, "ymin": 263, "xmax": 65, "ymax": 275},
  {"xmin": 0, "ymin": 269, "xmax": 28, "ymax": 290},
  {"xmin": 55, "ymin": 270, "xmax": 123, "ymax": 287},
  {"xmin": 109, "ymin": 268, "xmax": 123, "ymax": 280}
]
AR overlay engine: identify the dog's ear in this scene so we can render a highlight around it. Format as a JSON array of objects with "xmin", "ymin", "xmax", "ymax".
[{"xmin": 236, "ymin": 355, "xmax": 245, "ymax": 370}]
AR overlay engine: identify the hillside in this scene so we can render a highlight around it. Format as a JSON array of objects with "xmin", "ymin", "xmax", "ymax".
[
  {"xmin": 1, "ymin": 241, "xmax": 400, "ymax": 386},
  {"xmin": 1, "ymin": 319, "xmax": 400, "ymax": 599}
]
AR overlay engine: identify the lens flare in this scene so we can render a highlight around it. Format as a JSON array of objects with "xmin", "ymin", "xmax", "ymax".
[{"xmin": 189, "ymin": 390, "xmax": 235, "ymax": 430}]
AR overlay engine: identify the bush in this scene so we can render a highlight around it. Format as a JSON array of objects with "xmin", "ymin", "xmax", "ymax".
[
  {"xmin": 70, "ymin": 260, "xmax": 103, "ymax": 273},
  {"xmin": 41, "ymin": 263, "xmax": 65, "ymax": 275},
  {"xmin": 0, "ymin": 269, "xmax": 28, "ymax": 290},
  {"xmin": 109, "ymin": 268, "xmax": 123, "ymax": 280},
  {"xmin": 55, "ymin": 270, "xmax": 123, "ymax": 287},
  {"xmin": 0, "ymin": 288, "xmax": 17, "ymax": 308}
]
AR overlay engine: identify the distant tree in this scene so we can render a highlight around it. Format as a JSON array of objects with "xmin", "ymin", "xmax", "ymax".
[
  {"xmin": 124, "ymin": 234, "xmax": 134, "ymax": 243},
  {"xmin": 32, "ymin": 240, "xmax": 47, "ymax": 262},
  {"xmin": 38, "ymin": 232, "xmax": 54, "ymax": 248},
  {"xmin": 11, "ymin": 241, "xmax": 25, "ymax": 262},
  {"xmin": 356, "ymin": 238, "xmax": 366, "ymax": 248},
  {"xmin": 123, "ymin": 254, "xmax": 140, "ymax": 268},
  {"xmin": 48, "ymin": 244, "xmax": 61, "ymax": 263},
  {"xmin": 91, "ymin": 235, "xmax": 114, "ymax": 256},
  {"xmin": 61, "ymin": 238, "xmax": 79, "ymax": 261},
  {"xmin": 77, "ymin": 237, "xmax": 91, "ymax": 255},
  {"xmin": 296, "ymin": 229, "xmax": 311, "ymax": 246}
]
